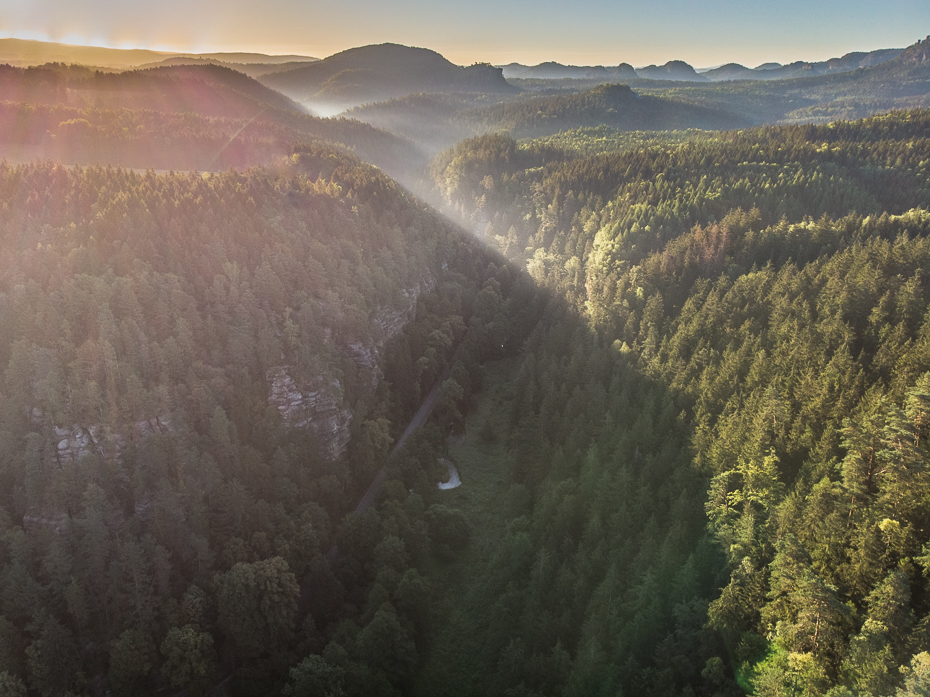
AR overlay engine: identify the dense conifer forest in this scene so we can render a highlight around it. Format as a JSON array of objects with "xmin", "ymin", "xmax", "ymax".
[
  {"xmin": 0, "ymin": 147, "xmax": 538, "ymax": 696},
  {"xmin": 426, "ymin": 109, "xmax": 930, "ymax": 696},
  {"xmin": 1, "ymin": 35, "xmax": 930, "ymax": 697}
]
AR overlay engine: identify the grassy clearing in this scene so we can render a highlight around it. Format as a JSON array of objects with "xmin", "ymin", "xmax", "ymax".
[{"xmin": 411, "ymin": 356, "xmax": 518, "ymax": 696}]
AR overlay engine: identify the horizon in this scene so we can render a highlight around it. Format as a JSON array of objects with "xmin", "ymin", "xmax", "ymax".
[
  {"xmin": 1, "ymin": 0, "xmax": 926, "ymax": 69},
  {"xmin": 0, "ymin": 32, "xmax": 920, "ymax": 71}
]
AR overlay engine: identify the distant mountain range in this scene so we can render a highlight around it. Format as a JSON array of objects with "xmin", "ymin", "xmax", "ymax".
[
  {"xmin": 0, "ymin": 37, "xmax": 316, "ymax": 69},
  {"xmin": 258, "ymin": 43, "xmax": 518, "ymax": 113},
  {"xmin": 500, "ymin": 47, "xmax": 904, "ymax": 83},
  {"xmin": 500, "ymin": 61, "xmax": 638, "ymax": 81}
]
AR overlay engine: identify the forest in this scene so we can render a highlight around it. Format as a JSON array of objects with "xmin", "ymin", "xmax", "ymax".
[
  {"xmin": 425, "ymin": 108, "xmax": 930, "ymax": 696},
  {"xmin": 1, "ymin": 34, "xmax": 930, "ymax": 697}
]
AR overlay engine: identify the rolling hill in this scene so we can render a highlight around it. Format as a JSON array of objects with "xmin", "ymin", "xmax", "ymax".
[
  {"xmin": 701, "ymin": 47, "xmax": 903, "ymax": 82},
  {"xmin": 501, "ymin": 61, "xmax": 638, "ymax": 81},
  {"xmin": 0, "ymin": 62, "xmax": 306, "ymax": 117},
  {"xmin": 0, "ymin": 61, "xmax": 426, "ymax": 178},
  {"xmin": 259, "ymin": 43, "xmax": 518, "ymax": 113},
  {"xmin": 455, "ymin": 83, "xmax": 749, "ymax": 138},
  {"xmin": 638, "ymin": 37, "xmax": 930, "ymax": 124},
  {"xmin": 0, "ymin": 37, "xmax": 316, "ymax": 69}
]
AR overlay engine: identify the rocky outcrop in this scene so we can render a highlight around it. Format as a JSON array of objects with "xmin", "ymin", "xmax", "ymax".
[
  {"xmin": 49, "ymin": 416, "xmax": 171, "ymax": 464},
  {"xmin": 268, "ymin": 368, "xmax": 353, "ymax": 460},
  {"xmin": 345, "ymin": 279, "xmax": 435, "ymax": 391},
  {"xmin": 269, "ymin": 276, "xmax": 436, "ymax": 461}
]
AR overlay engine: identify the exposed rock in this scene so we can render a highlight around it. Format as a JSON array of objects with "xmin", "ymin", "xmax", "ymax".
[
  {"xmin": 347, "ymin": 278, "xmax": 436, "ymax": 391},
  {"xmin": 50, "ymin": 416, "xmax": 171, "ymax": 464},
  {"xmin": 268, "ymin": 367, "xmax": 353, "ymax": 460},
  {"xmin": 270, "ymin": 276, "xmax": 436, "ymax": 460}
]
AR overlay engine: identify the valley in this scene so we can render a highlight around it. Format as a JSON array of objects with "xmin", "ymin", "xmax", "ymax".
[{"xmin": 0, "ymin": 29, "xmax": 929, "ymax": 697}]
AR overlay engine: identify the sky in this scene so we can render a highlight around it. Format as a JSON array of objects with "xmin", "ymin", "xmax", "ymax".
[{"xmin": 1, "ymin": 0, "xmax": 927, "ymax": 67}]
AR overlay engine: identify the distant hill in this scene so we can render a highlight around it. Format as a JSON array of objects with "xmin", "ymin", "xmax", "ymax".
[
  {"xmin": 501, "ymin": 47, "xmax": 906, "ymax": 85},
  {"xmin": 259, "ymin": 43, "xmax": 517, "ymax": 112},
  {"xmin": 700, "ymin": 63, "xmax": 758, "ymax": 81},
  {"xmin": 456, "ymin": 83, "xmax": 748, "ymax": 138},
  {"xmin": 636, "ymin": 60, "xmax": 707, "ymax": 81},
  {"xmin": 0, "ymin": 62, "xmax": 306, "ymax": 118},
  {"xmin": 0, "ymin": 37, "xmax": 316, "ymax": 69},
  {"xmin": 0, "ymin": 60, "xmax": 426, "ymax": 177},
  {"xmin": 897, "ymin": 35, "xmax": 930, "ymax": 65},
  {"xmin": 501, "ymin": 62, "xmax": 638, "ymax": 80},
  {"xmin": 136, "ymin": 56, "xmax": 320, "ymax": 80},
  {"xmin": 702, "ymin": 47, "xmax": 902, "ymax": 82},
  {"xmin": 629, "ymin": 38, "xmax": 930, "ymax": 126}
]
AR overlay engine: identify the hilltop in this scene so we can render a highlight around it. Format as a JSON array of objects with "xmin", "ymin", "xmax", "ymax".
[
  {"xmin": 500, "ymin": 46, "xmax": 905, "ymax": 85},
  {"xmin": 259, "ymin": 43, "xmax": 517, "ymax": 112},
  {"xmin": 0, "ymin": 62, "xmax": 306, "ymax": 118},
  {"xmin": 0, "ymin": 61, "xmax": 424, "ymax": 177}
]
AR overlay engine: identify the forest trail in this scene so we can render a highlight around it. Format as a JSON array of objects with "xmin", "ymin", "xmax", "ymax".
[{"xmin": 353, "ymin": 372, "xmax": 446, "ymax": 514}]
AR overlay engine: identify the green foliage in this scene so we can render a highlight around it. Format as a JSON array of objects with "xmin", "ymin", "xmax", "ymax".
[
  {"xmin": 427, "ymin": 108, "xmax": 930, "ymax": 695},
  {"xmin": 425, "ymin": 504, "xmax": 471, "ymax": 555},
  {"xmin": 217, "ymin": 556, "xmax": 299, "ymax": 657},
  {"xmin": 109, "ymin": 628, "xmax": 157, "ymax": 696},
  {"xmin": 159, "ymin": 625, "xmax": 217, "ymax": 693},
  {"xmin": 284, "ymin": 655, "xmax": 346, "ymax": 697},
  {"xmin": 0, "ymin": 674, "xmax": 25, "ymax": 697}
]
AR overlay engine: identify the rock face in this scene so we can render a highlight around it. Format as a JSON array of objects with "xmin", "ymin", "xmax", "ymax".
[
  {"xmin": 49, "ymin": 416, "xmax": 171, "ymax": 464},
  {"xmin": 268, "ymin": 368, "xmax": 353, "ymax": 460},
  {"xmin": 268, "ymin": 278, "xmax": 435, "ymax": 460}
]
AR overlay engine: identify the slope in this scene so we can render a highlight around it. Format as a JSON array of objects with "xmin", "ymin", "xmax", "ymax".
[
  {"xmin": 455, "ymin": 83, "xmax": 749, "ymax": 138},
  {"xmin": 260, "ymin": 43, "xmax": 517, "ymax": 113},
  {"xmin": 424, "ymin": 109, "xmax": 930, "ymax": 696},
  {"xmin": 639, "ymin": 37, "xmax": 930, "ymax": 124},
  {"xmin": 0, "ymin": 62, "xmax": 425, "ymax": 178},
  {"xmin": 0, "ymin": 62, "xmax": 306, "ymax": 118}
]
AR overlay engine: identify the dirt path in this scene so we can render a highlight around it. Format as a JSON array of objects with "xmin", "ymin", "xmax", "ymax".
[{"xmin": 353, "ymin": 373, "xmax": 445, "ymax": 514}]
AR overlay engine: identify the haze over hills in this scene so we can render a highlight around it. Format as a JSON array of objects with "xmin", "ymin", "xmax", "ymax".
[
  {"xmin": 3, "ymin": 27, "xmax": 930, "ymax": 697},
  {"xmin": 501, "ymin": 61, "xmax": 638, "ymax": 81},
  {"xmin": 0, "ymin": 61, "xmax": 425, "ymax": 176},
  {"xmin": 344, "ymin": 82, "xmax": 749, "ymax": 153},
  {"xmin": 348, "ymin": 39, "xmax": 930, "ymax": 153},
  {"xmin": 258, "ymin": 43, "xmax": 518, "ymax": 113},
  {"xmin": 0, "ymin": 37, "xmax": 317, "ymax": 69},
  {"xmin": 700, "ymin": 47, "xmax": 904, "ymax": 81},
  {"xmin": 636, "ymin": 59, "xmax": 707, "ymax": 81},
  {"xmin": 500, "ymin": 46, "xmax": 903, "ymax": 83},
  {"xmin": 457, "ymin": 83, "xmax": 748, "ymax": 137},
  {"xmin": 634, "ymin": 39, "xmax": 930, "ymax": 125},
  {"xmin": 0, "ymin": 62, "xmax": 306, "ymax": 118},
  {"xmin": 136, "ymin": 56, "xmax": 321, "ymax": 79}
]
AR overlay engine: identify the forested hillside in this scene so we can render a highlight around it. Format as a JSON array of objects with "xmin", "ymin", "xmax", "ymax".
[
  {"xmin": 0, "ymin": 147, "xmax": 542, "ymax": 696},
  {"xmin": 425, "ymin": 109, "xmax": 930, "ymax": 696},
  {"xmin": 0, "ymin": 63, "xmax": 424, "ymax": 176},
  {"xmin": 345, "ymin": 38, "xmax": 930, "ymax": 161},
  {"xmin": 4, "ymin": 32, "xmax": 930, "ymax": 697}
]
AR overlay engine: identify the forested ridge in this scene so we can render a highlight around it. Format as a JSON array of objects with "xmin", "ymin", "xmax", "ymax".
[
  {"xmin": 0, "ymin": 63, "xmax": 424, "ymax": 175},
  {"xmin": 424, "ymin": 109, "xmax": 930, "ymax": 696},
  {"xmin": 0, "ymin": 147, "xmax": 540, "ymax": 696}
]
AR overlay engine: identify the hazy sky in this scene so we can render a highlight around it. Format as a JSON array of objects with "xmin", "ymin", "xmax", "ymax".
[{"xmin": 2, "ymin": 0, "xmax": 927, "ymax": 67}]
